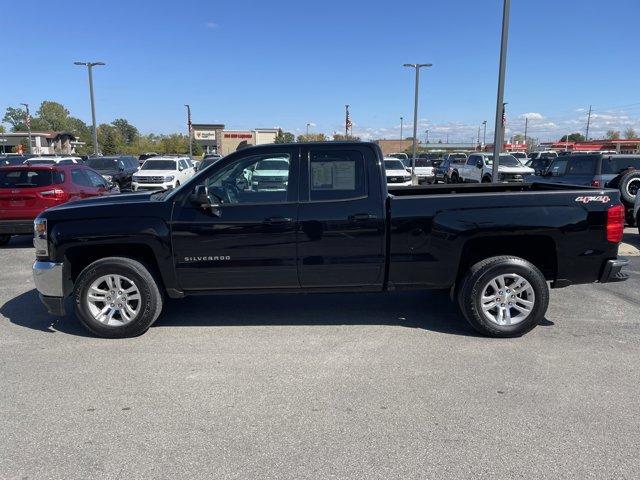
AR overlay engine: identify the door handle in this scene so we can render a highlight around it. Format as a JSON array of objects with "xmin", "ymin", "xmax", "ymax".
[
  {"xmin": 348, "ymin": 213, "xmax": 377, "ymax": 221},
  {"xmin": 263, "ymin": 216, "xmax": 293, "ymax": 225}
]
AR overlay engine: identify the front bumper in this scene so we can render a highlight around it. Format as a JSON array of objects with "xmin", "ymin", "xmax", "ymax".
[
  {"xmin": 387, "ymin": 181, "xmax": 413, "ymax": 187},
  {"xmin": 132, "ymin": 181, "xmax": 175, "ymax": 191},
  {"xmin": 0, "ymin": 220, "xmax": 34, "ymax": 235},
  {"xmin": 33, "ymin": 261, "xmax": 66, "ymax": 316},
  {"xmin": 599, "ymin": 258, "xmax": 629, "ymax": 283}
]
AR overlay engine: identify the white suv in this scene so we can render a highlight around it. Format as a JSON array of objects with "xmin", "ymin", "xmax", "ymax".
[
  {"xmin": 132, "ymin": 156, "xmax": 195, "ymax": 191},
  {"xmin": 459, "ymin": 153, "xmax": 534, "ymax": 183}
]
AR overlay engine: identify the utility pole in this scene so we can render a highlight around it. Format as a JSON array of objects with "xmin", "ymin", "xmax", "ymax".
[
  {"xmin": 74, "ymin": 61, "xmax": 105, "ymax": 155},
  {"xmin": 425, "ymin": 129, "xmax": 429, "ymax": 144},
  {"xmin": 477, "ymin": 125, "xmax": 481, "ymax": 151},
  {"xmin": 306, "ymin": 123, "xmax": 311, "ymax": 136},
  {"xmin": 585, "ymin": 105, "xmax": 592, "ymax": 141},
  {"xmin": 492, "ymin": 0, "xmax": 510, "ymax": 183},
  {"xmin": 400, "ymin": 117, "xmax": 404, "ymax": 140},
  {"xmin": 20, "ymin": 103, "xmax": 32, "ymax": 154},
  {"xmin": 524, "ymin": 116, "xmax": 529, "ymax": 150},
  {"xmin": 403, "ymin": 63, "xmax": 433, "ymax": 185},
  {"xmin": 184, "ymin": 104, "xmax": 193, "ymax": 156}
]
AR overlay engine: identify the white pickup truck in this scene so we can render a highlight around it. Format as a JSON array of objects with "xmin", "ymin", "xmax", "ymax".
[{"xmin": 459, "ymin": 153, "xmax": 534, "ymax": 183}]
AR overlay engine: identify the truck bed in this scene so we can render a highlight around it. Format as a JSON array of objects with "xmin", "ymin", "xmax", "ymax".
[{"xmin": 388, "ymin": 181, "xmax": 598, "ymax": 196}]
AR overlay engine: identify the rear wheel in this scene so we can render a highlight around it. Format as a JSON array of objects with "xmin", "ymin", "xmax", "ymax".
[
  {"xmin": 74, "ymin": 257, "xmax": 163, "ymax": 338},
  {"xmin": 0, "ymin": 235, "xmax": 10, "ymax": 246},
  {"xmin": 458, "ymin": 256, "xmax": 549, "ymax": 337},
  {"xmin": 450, "ymin": 172, "xmax": 460, "ymax": 183}
]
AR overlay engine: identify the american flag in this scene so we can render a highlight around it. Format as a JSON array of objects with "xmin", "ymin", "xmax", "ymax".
[
  {"xmin": 25, "ymin": 113, "xmax": 30, "ymax": 130},
  {"xmin": 345, "ymin": 106, "xmax": 352, "ymax": 131},
  {"xmin": 501, "ymin": 104, "xmax": 506, "ymax": 127}
]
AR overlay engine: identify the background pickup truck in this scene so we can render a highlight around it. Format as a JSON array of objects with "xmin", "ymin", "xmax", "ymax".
[{"xmin": 32, "ymin": 142, "xmax": 628, "ymax": 339}]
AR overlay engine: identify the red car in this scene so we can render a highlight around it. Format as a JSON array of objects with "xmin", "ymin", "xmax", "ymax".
[{"xmin": 0, "ymin": 164, "xmax": 114, "ymax": 245}]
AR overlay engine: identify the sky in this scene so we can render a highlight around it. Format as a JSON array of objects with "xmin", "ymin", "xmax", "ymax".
[{"xmin": 2, "ymin": 0, "xmax": 640, "ymax": 143}]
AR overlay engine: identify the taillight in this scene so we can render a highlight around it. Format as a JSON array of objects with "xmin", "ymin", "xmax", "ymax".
[
  {"xmin": 591, "ymin": 179, "xmax": 601, "ymax": 188},
  {"xmin": 606, "ymin": 204, "xmax": 625, "ymax": 243},
  {"xmin": 39, "ymin": 188, "xmax": 68, "ymax": 202}
]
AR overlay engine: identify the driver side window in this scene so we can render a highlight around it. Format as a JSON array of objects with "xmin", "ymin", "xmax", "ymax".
[{"xmin": 204, "ymin": 153, "xmax": 293, "ymax": 205}]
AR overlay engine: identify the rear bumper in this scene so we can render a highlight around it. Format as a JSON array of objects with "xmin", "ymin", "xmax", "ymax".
[
  {"xmin": 599, "ymin": 258, "xmax": 629, "ymax": 283},
  {"xmin": 0, "ymin": 220, "xmax": 33, "ymax": 235}
]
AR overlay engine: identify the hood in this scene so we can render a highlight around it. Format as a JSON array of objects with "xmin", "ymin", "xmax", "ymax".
[
  {"xmin": 386, "ymin": 169, "xmax": 410, "ymax": 176},
  {"xmin": 252, "ymin": 170, "xmax": 288, "ymax": 177},
  {"xmin": 495, "ymin": 165, "xmax": 535, "ymax": 174},
  {"xmin": 49, "ymin": 192, "xmax": 154, "ymax": 211},
  {"xmin": 135, "ymin": 169, "xmax": 176, "ymax": 177}
]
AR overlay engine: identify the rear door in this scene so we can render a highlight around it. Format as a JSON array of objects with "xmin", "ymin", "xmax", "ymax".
[{"xmin": 297, "ymin": 144, "xmax": 385, "ymax": 288}]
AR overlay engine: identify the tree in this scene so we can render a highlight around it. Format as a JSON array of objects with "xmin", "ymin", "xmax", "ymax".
[
  {"xmin": 274, "ymin": 128, "xmax": 295, "ymax": 143},
  {"xmin": 623, "ymin": 128, "xmax": 637, "ymax": 139},
  {"xmin": 97, "ymin": 124, "xmax": 121, "ymax": 155},
  {"xmin": 111, "ymin": 118, "xmax": 139, "ymax": 145},
  {"xmin": 3, "ymin": 106, "xmax": 27, "ymax": 131},
  {"xmin": 297, "ymin": 133, "xmax": 327, "ymax": 142},
  {"xmin": 34, "ymin": 101, "xmax": 71, "ymax": 131},
  {"xmin": 560, "ymin": 133, "xmax": 585, "ymax": 142},
  {"xmin": 606, "ymin": 130, "xmax": 621, "ymax": 140}
]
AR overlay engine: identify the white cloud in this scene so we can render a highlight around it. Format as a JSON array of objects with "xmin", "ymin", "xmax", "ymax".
[
  {"xmin": 205, "ymin": 21, "xmax": 219, "ymax": 29},
  {"xmin": 520, "ymin": 112, "xmax": 544, "ymax": 121}
]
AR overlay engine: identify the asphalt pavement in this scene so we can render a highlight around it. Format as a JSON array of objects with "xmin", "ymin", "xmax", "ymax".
[{"xmin": 1, "ymin": 232, "xmax": 639, "ymax": 479}]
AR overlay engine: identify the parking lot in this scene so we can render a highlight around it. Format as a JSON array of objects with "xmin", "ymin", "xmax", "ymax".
[{"xmin": 0, "ymin": 232, "xmax": 639, "ymax": 479}]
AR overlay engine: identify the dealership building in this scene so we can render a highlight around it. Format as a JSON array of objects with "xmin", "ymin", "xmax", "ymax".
[{"xmin": 191, "ymin": 124, "xmax": 279, "ymax": 156}]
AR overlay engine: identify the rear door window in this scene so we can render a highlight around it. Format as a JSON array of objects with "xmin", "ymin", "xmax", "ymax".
[
  {"xmin": 566, "ymin": 157, "xmax": 597, "ymax": 175},
  {"xmin": 309, "ymin": 150, "xmax": 367, "ymax": 201},
  {"xmin": 71, "ymin": 169, "xmax": 93, "ymax": 187}
]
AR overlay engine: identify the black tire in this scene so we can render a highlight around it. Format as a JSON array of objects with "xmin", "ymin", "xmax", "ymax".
[
  {"xmin": 451, "ymin": 172, "xmax": 460, "ymax": 183},
  {"xmin": 0, "ymin": 234, "xmax": 10, "ymax": 246},
  {"xmin": 481, "ymin": 175, "xmax": 492, "ymax": 183},
  {"xmin": 618, "ymin": 171, "xmax": 640, "ymax": 205},
  {"xmin": 73, "ymin": 257, "xmax": 163, "ymax": 338},
  {"xmin": 457, "ymin": 256, "xmax": 549, "ymax": 338}
]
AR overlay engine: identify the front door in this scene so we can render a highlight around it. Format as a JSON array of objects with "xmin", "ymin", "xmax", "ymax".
[
  {"xmin": 171, "ymin": 147, "xmax": 300, "ymax": 291},
  {"xmin": 297, "ymin": 145, "xmax": 385, "ymax": 288}
]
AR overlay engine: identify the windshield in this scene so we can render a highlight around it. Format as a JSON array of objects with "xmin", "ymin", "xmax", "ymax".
[
  {"xmin": 141, "ymin": 160, "xmax": 176, "ymax": 170},
  {"xmin": 485, "ymin": 155, "xmax": 521, "ymax": 167},
  {"xmin": 415, "ymin": 159, "xmax": 433, "ymax": 167},
  {"xmin": 25, "ymin": 159, "xmax": 54, "ymax": 165},
  {"xmin": 87, "ymin": 158, "xmax": 118, "ymax": 170},
  {"xmin": 255, "ymin": 159, "xmax": 289, "ymax": 171},
  {"xmin": 450, "ymin": 154, "xmax": 467, "ymax": 160},
  {"xmin": 384, "ymin": 159, "xmax": 406, "ymax": 170}
]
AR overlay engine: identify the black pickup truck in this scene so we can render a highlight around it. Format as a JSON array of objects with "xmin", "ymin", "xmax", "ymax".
[{"xmin": 31, "ymin": 142, "xmax": 628, "ymax": 338}]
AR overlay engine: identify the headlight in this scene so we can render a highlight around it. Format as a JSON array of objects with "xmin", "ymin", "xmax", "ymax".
[
  {"xmin": 33, "ymin": 218, "xmax": 48, "ymax": 257},
  {"xmin": 102, "ymin": 175, "xmax": 112, "ymax": 182},
  {"xmin": 164, "ymin": 175, "xmax": 175, "ymax": 182}
]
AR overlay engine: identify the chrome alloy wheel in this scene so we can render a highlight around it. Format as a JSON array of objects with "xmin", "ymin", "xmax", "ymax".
[
  {"xmin": 480, "ymin": 273, "xmax": 535, "ymax": 326},
  {"xmin": 86, "ymin": 274, "xmax": 141, "ymax": 326}
]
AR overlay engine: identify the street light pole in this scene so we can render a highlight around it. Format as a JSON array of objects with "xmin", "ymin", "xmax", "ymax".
[
  {"xmin": 74, "ymin": 61, "xmax": 105, "ymax": 156},
  {"xmin": 184, "ymin": 104, "xmax": 193, "ymax": 156},
  {"xmin": 400, "ymin": 117, "xmax": 404, "ymax": 141},
  {"xmin": 492, "ymin": 0, "xmax": 510, "ymax": 183},
  {"xmin": 20, "ymin": 103, "xmax": 32, "ymax": 154},
  {"xmin": 403, "ymin": 63, "xmax": 433, "ymax": 185},
  {"xmin": 482, "ymin": 120, "xmax": 487, "ymax": 150},
  {"xmin": 425, "ymin": 129, "xmax": 429, "ymax": 144},
  {"xmin": 306, "ymin": 123, "xmax": 311, "ymax": 136}
]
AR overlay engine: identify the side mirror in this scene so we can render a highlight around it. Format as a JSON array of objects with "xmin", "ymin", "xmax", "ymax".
[
  {"xmin": 190, "ymin": 185, "xmax": 221, "ymax": 216},
  {"xmin": 119, "ymin": 166, "xmax": 124, "ymax": 172}
]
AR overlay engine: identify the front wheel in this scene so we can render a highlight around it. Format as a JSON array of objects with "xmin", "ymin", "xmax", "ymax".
[
  {"xmin": 457, "ymin": 256, "xmax": 549, "ymax": 337},
  {"xmin": 450, "ymin": 172, "xmax": 459, "ymax": 183},
  {"xmin": 482, "ymin": 175, "xmax": 492, "ymax": 183},
  {"xmin": 74, "ymin": 257, "xmax": 163, "ymax": 338}
]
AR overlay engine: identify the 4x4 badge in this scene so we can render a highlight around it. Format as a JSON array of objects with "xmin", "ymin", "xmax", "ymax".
[{"xmin": 575, "ymin": 195, "xmax": 610, "ymax": 204}]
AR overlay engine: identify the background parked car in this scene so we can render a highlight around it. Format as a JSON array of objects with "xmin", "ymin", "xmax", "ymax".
[
  {"xmin": 86, "ymin": 155, "xmax": 138, "ymax": 191},
  {"xmin": 510, "ymin": 151, "xmax": 529, "ymax": 164},
  {"xmin": 439, "ymin": 152, "xmax": 468, "ymax": 183},
  {"xmin": 25, "ymin": 156, "xmax": 82, "ymax": 165},
  {"xmin": 0, "ymin": 164, "xmax": 114, "ymax": 246},
  {"xmin": 138, "ymin": 152, "xmax": 158, "ymax": 166},
  {"xmin": 132, "ymin": 156, "xmax": 195, "ymax": 191},
  {"xmin": 459, "ymin": 153, "xmax": 534, "ymax": 183},
  {"xmin": 530, "ymin": 153, "xmax": 640, "ymax": 225},
  {"xmin": 384, "ymin": 158, "xmax": 412, "ymax": 187},
  {"xmin": 197, "ymin": 154, "xmax": 223, "ymax": 171}
]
